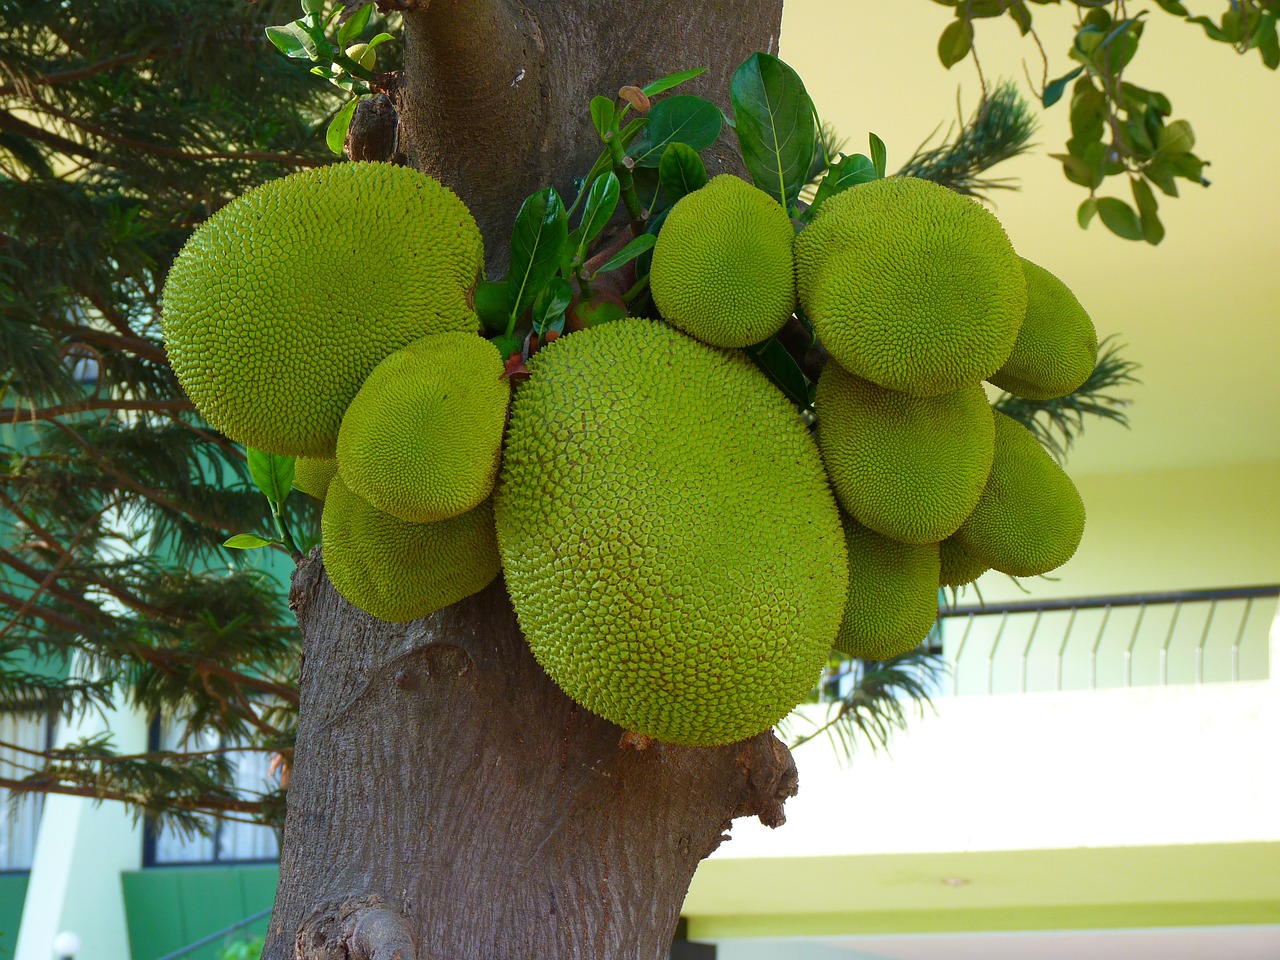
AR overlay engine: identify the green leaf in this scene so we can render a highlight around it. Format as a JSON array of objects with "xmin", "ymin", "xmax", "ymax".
[
  {"xmin": 1008, "ymin": 1, "xmax": 1033, "ymax": 35},
  {"xmin": 937, "ymin": 19, "xmax": 972, "ymax": 69},
  {"xmin": 491, "ymin": 332, "xmax": 522, "ymax": 360},
  {"xmin": 1143, "ymin": 161, "xmax": 1179, "ymax": 197},
  {"xmin": 578, "ymin": 172, "xmax": 620, "ymax": 248},
  {"xmin": 326, "ymin": 97, "xmax": 359, "ymax": 155},
  {"xmin": 1096, "ymin": 197, "xmax": 1144, "ymax": 241},
  {"xmin": 592, "ymin": 233, "xmax": 656, "ymax": 277},
  {"xmin": 868, "ymin": 133, "xmax": 887, "ymax": 179},
  {"xmin": 1043, "ymin": 66, "xmax": 1083, "ymax": 107},
  {"xmin": 1257, "ymin": 15, "xmax": 1279, "ymax": 69},
  {"xmin": 1077, "ymin": 197, "xmax": 1098, "ymax": 229},
  {"xmin": 730, "ymin": 53, "xmax": 816, "ymax": 209},
  {"xmin": 743, "ymin": 337, "xmax": 812, "ymax": 410},
  {"xmin": 533, "ymin": 277, "xmax": 573, "ymax": 336},
  {"xmin": 337, "ymin": 3, "xmax": 373, "ymax": 47},
  {"xmin": 301, "ymin": 0, "xmax": 326, "ymax": 15},
  {"xmin": 590, "ymin": 96, "xmax": 616, "ymax": 140},
  {"xmin": 1158, "ymin": 119, "xmax": 1195, "ymax": 155},
  {"xmin": 1187, "ymin": 15, "xmax": 1227, "ymax": 42},
  {"xmin": 366, "ymin": 32, "xmax": 395, "ymax": 51},
  {"xmin": 265, "ymin": 23, "xmax": 317, "ymax": 60},
  {"xmin": 657, "ymin": 142, "xmax": 708, "ymax": 202},
  {"xmin": 641, "ymin": 67, "xmax": 707, "ymax": 98},
  {"xmin": 222, "ymin": 534, "xmax": 281, "ymax": 551},
  {"xmin": 508, "ymin": 188, "xmax": 568, "ymax": 324},
  {"xmin": 247, "ymin": 448, "xmax": 295, "ymax": 505},
  {"xmin": 473, "ymin": 281, "xmax": 511, "ymax": 333},
  {"xmin": 805, "ymin": 153, "xmax": 877, "ymax": 221},
  {"xmin": 1153, "ymin": 0, "xmax": 1189, "ymax": 14},
  {"xmin": 629, "ymin": 95, "xmax": 722, "ymax": 167},
  {"xmin": 1131, "ymin": 177, "xmax": 1164, "ymax": 244}
]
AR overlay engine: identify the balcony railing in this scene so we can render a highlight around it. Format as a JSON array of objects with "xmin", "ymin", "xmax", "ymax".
[{"xmin": 938, "ymin": 585, "xmax": 1278, "ymax": 696}]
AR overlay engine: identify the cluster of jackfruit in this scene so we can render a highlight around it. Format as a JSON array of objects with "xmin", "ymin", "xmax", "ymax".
[{"xmin": 161, "ymin": 161, "xmax": 1099, "ymax": 749}]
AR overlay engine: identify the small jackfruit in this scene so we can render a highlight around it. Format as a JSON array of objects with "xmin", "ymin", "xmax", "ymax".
[
  {"xmin": 988, "ymin": 258, "xmax": 1099, "ymax": 400},
  {"xmin": 939, "ymin": 535, "xmax": 988, "ymax": 588},
  {"xmin": 649, "ymin": 175, "xmax": 796, "ymax": 348},
  {"xmin": 955, "ymin": 411, "xmax": 1086, "ymax": 577},
  {"xmin": 322, "ymin": 474, "xmax": 500, "ymax": 623},
  {"xmin": 835, "ymin": 515, "xmax": 940, "ymax": 661},
  {"xmin": 815, "ymin": 362, "xmax": 995, "ymax": 544},
  {"xmin": 496, "ymin": 318, "xmax": 848, "ymax": 747},
  {"xmin": 794, "ymin": 177, "xmax": 1026, "ymax": 396},
  {"xmin": 293, "ymin": 457, "xmax": 338, "ymax": 501},
  {"xmin": 337, "ymin": 333, "xmax": 509, "ymax": 523},
  {"xmin": 161, "ymin": 162, "xmax": 484, "ymax": 457}
]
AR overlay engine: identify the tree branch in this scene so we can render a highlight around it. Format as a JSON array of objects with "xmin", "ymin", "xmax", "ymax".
[
  {"xmin": 0, "ymin": 397, "xmax": 192, "ymax": 422},
  {"xmin": 0, "ymin": 774, "xmax": 267, "ymax": 816}
]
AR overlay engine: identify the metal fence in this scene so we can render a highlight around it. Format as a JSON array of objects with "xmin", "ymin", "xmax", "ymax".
[{"xmin": 938, "ymin": 585, "xmax": 1278, "ymax": 696}]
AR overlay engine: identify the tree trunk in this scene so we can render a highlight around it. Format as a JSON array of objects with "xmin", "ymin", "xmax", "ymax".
[{"xmin": 266, "ymin": 4, "xmax": 792, "ymax": 959}]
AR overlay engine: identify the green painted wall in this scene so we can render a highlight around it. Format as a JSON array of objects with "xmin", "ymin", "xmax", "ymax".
[
  {"xmin": 121, "ymin": 866, "xmax": 277, "ymax": 960},
  {"xmin": 1, "ymin": 874, "xmax": 30, "ymax": 960}
]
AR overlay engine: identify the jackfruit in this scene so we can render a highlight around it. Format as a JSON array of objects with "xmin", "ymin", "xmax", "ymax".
[
  {"xmin": 161, "ymin": 162, "xmax": 484, "ymax": 457},
  {"xmin": 650, "ymin": 175, "xmax": 795, "ymax": 348},
  {"xmin": 496, "ymin": 318, "xmax": 848, "ymax": 747},
  {"xmin": 337, "ymin": 333, "xmax": 508, "ymax": 523},
  {"xmin": 939, "ymin": 535, "xmax": 988, "ymax": 588},
  {"xmin": 834, "ymin": 515, "xmax": 940, "ymax": 661},
  {"xmin": 293, "ymin": 457, "xmax": 338, "ymax": 501},
  {"xmin": 988, "ymin": 258, "xmax": 1099, "ymax": 400},
  {"xmin": 815, "ymin": 362, "xmax": 995, "ymax": 544},
  {"xmin": 954, "ymin": 411, "xmax": 1086, "ymax": 577},
  {"xmin": 794, "ymin": 177, "xmax": 1026, "ymax": 396},
  {"xmin": 322, "ymin": 474, "xmax": 500, "ymax": 623}
]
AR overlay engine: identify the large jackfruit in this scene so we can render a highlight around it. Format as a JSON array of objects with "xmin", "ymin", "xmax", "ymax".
[
  {"xmin": 815, "ymin": 362, "xmax": 995, "ymax": 544},
  {"xmin": 496, "ymin": 318, "xmax": 848, "ymax": 747},
  {"xmin": 337, "ymin": 333, "xmax": 508, "ymax": 523},
  {"xmin": 988, "ymin": 258, "xmax": 1099, "ymax": 400},
  {"xmin": 834, "ymin": 515, "xmax": 940, "ymax": 661},
  {"xmin": 955, "ymin": 411, "xmax": 1086, "ymax": 577},
  {"xmin": 161, "ymin": 162, "xmax": 484, "ymax": 457},
  {"xmin": 322, "ymin": 474, "xmax": 500, "ymax": 623},
  {"xmin": 293, "ymin": 457, "xmax": 338, "ymax": 501},
  {"xmin": 794, "ymin": 177, "xmax": 1026, "ymax": 396},
  {"xmin": 939, "ymin": 535, "xmax": 988, "ymax": 588},
  {"xmin": 650, "ymin": 175, "xmax": 796, "ymax": 348}
]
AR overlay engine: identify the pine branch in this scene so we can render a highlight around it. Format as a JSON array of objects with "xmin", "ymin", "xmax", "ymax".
[{"xmin": 994, "ymin": 337, "xmax": 1142, "ymax": 463}]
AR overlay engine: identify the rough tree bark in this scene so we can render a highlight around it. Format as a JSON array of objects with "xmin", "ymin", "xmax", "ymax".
[{"xmin": 265, "ymin": 3, "xmax": 793, "ymax": 959}]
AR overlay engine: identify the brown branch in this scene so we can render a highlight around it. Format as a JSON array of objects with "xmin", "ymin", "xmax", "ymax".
[
  {"xmin": 0, "ymin": 774, "xmax": 267, "ymax": 816},
  {"xmin": 128, "ymin": 644, "xmax": 300, "ymax": 707},
  {"xmin": 0, "ymin": 109, "xmax": 97, "ymax": 161},
  {"xmin": 0, "ymin": 588, "xmax": 98, "ymax": 636},
  {"xmin": 0, "ymin": 49, "xmax": 174, "ymax": 96},
  {"xmin": 0, "ymin": 740, "xmax": 286, "ymax": 763},
  {"xmin": 0, "ymin": 546, "xmax": 109, "ymax": 622}
]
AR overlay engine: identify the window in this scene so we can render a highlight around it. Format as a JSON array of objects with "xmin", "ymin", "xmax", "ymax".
[{"xmin": 0, "ymin": 712, "xmax": 52, "ymax": 872}]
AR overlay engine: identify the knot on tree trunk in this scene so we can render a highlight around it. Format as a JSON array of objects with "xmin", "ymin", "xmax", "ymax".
[
  {"xmin": 296, "ymin": 895, "xmax": 417, "ymax": 960},
  {"xmin": 731, "ymin": 732, "xmax": 799, "ymax": 829}
]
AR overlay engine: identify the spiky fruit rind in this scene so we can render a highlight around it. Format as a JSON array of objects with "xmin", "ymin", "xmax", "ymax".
[
  {"xmin": 988, "ymin": 258, "xmax": 1099, "ymax": 400},
  {"xmin": 496, "ymin": 318, "xmax": 848, "ymax": 747},
  {"xmin": 337, "ymin": 333, "xmax": 508, "ymax": 523},
  {"xmin": 322, "ymin": 474, "xmax": 500, "ymax": 623},
  {"xmin": 294, "ymin": 457, "xmax": 338, "ymax": 501},
  {"xmin": 955, "ymin": 411, "xmax": 1086, "ymax": 577},
  {"xmin": 795, "ymin": 177, "xmax": 1026, "ymax": 396},
  {"xmin": 650, "ymin": 175, "xmax": 796, "ymax": 348},
  {"xmin": 162, "ymin": 162, "xmax": 484, "ymax": 457},
  {"xmin": 835, "ymin": 515, "xmax": 940, "ymax": 661},
  {"xmin": 815, "ymin": 363, "xmax": 995, "ymax": 544},
  {"xmin": 939, "ymin": 535, "xmax": 988, "ymax": 587}
]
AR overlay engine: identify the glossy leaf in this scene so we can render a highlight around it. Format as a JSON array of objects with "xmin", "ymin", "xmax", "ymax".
[
  {"xmin": 337, "ymin": 3, "xmax": 373, "ymax": 46},
  {"xmin": 804, "ymin": 153, "xmax": 877, "ymax": 221},
  {"xmin": 937, "ymin": 19, "xmax": 972, "ymax": 69},
  {"xmin": 533, "ymin": 277, "xmax": 573, "ymax": 336},
  {"xmin": 578, "ymin": 172, "xmax": 621, "ymax": 248},
  {"xmin": 630, "ymin": 96, "xmax": 722, "ymax": 167},
  {"xmin": 223, "ymin": 534, "xmax": 280, "ymax": 550},
  {"xmin": 1096, "ymin": 197, "xmax": 1144, "ymax": 241},
  {"xmin": 473, "ymin": 281, "xmax": 511, "ymax": 333},
  {"xmin": 592, "ymin": 233, "xmax": 656, "ymax": 277},
  {"xmin": 266, "ymin": 23, "xmax": 316, "ymax": 60},
  {"xmin": 1158, "ymin": 119, "xmax": 1195, "ymax": 155},
  {"xmin": 730, "ymin": 53, "xmax": 816, "ymax": 209},
  {"xmin": 508, "ymin": 188, "xmax": 568, "ymax": 323},
  {"xmin": 642, "ymin": 67, "xmax": 707, "ymax": 98},
  {"xmin": 658, "ymin": 142, "xmax": 708, "ymax": 202},
  {"xmin": 590, "ymin": 96, "xmax": 616, "ymax": 140},
  {"xmin": 868, "ymin": 133, "xmax": 887, "ymax": 179},
  {"xmin": 247, "ymin": 448, "xmax": 295, "ymax": 505},
  {"xmin": 743, "ymin": 337, "xmax": 812, "ymax": 410},
  {"xmin": 326, "ymin": 97, "xmax": 359, "ymax": 155},
  {"xmin": 1043, "ymin": 66, "xmax": 1083, "ymax": 107}
]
